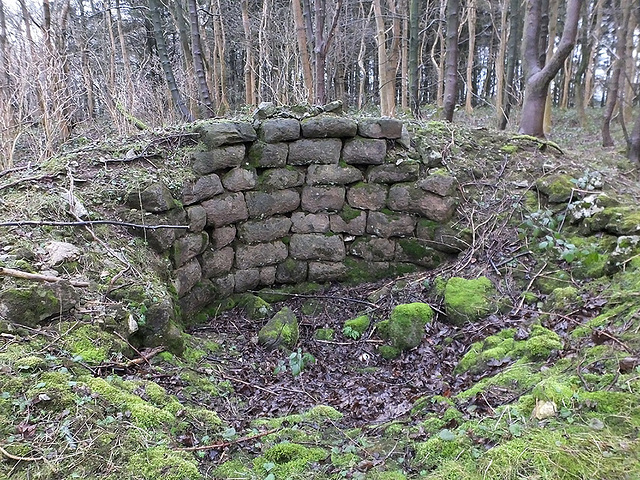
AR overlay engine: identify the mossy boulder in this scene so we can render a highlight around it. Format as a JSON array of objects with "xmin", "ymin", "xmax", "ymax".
[
  {"xmin": 343, "ymin": 315, "xmax": 370, "ymax": 338},
  {"xmin": 236, "ymin": 293, "xmax": 273, "ymax": 320},
  {"xmin": 536, "ymin": 174, "xmax": 574, "ymax": 203},
  {"xmin": 545, "ymin": 286, "xmax": 582, "ymax": 312},
  {"xmin": 0, "ymin": 282, "xmax": 79, "ymax": 327},
  {"xmin": 381, "ymin": 303, "xmax": 434, "ymax": 351},
  {"xmin": 444, "ymin": 276, "xmax": 496, "ymax": 325},
  {"xmin": 258, "ymin": 307, "xmax": 300, "ymax": 350}
]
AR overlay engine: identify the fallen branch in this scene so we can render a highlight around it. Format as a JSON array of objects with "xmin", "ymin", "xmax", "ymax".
[
  {"xmin": 177, "ymin": 428, "xmax": 280, "ymax": 452},
  {"xmin": 0, "ymin": 267, "xmax": 90, "ymax": 287},
  {"xmin": 0, "ymin": 173, "xmax": 62, "ymax": 191},
  {"xmin": 0, "ymin": 220, "xmax": 188, "ymax": 230},
  {"xmin": 0, "ymin": 444, "xmax": 44, "ymax": 462},
  {"xmin": 508, "ymin": 135, "xmax": 564, "ymax": 155}
]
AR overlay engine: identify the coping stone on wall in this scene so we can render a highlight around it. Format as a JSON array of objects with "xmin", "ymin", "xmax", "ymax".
[
  {"xmin": 259, "ymin": 118, "xmax": 301, "ymax": 143},
  {"xmin": 196, "ymin": 121, "xmax": 257, "ymax": 148},
  {"xmin": 301, "ymin": 115, "xmax": 358, "ymax": 138}
]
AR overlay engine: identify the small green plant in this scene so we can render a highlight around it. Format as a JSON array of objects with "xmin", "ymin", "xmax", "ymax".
[
  {"xmin": 342, "ymin": 325, "xmax": 361, "ymax": 340},
  {"xmin": 273, "ymin": 348, "xmax": 316, "ymax": 377}
]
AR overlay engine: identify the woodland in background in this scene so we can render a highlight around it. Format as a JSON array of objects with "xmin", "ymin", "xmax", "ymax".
[{"xmin": 0, "ymin": 0, "xmax": 639, "ymax": 167}]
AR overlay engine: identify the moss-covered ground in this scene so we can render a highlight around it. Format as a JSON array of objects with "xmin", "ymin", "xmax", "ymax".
[{"xmin": 2, "ymin": 108, "xmax": 640, "ymax": 479}]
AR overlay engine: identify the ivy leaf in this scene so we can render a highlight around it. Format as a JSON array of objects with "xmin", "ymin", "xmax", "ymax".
[{"xmin": 438, "ymin": 429, "xmax": 456, "ymax": 441}]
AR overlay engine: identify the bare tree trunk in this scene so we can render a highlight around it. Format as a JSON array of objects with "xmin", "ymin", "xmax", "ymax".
[
  {"xmin": 542, "ymin": 0, "xmax": 558, "ymax": 135},
  {"xmin": 560, "ymin": 56, "xmax": 572, "ymax": 108},
  {"xmin": 495, "ymin": 0, "xmax": 508, "ymax": 127},
  {"xmin": 464, "ymin": 0, "xmax": 476, "ymax": 113},
  {"xmin": 518, "ymin": 0, "xmax": 581, "ymax": 138},
  {"xmin": 401, "ymin": 1, "xmax": 409, "ymax": 110},
  {"xmin": 583, "ymin": 0, "xmax": 604, "ymax": 108},
  {"xmin": 115, "ymin": 0, "xmax": 134, "ymax": 111},
  {"xmin": 629, "ymin": 112, "xmax": 640, "ymax": 164},
  {"xmin": 499, "ymin": 0, "xmax": 523, "ymax": 130},
  {"xmin": 373, "ymin": 0, "xmax": 400, "ymax": 116},
  {"xmin": 602, "ymin": 0, "xmax": 630, "ymax": 147},
  {"xmin": 171, "ymin": 0, "xmax": 192, "ymax": 69},
  {"xmin": 188, "ymin": 0, "xmax": 214, "ymax": 117},
  {"xmin": 431, "ymin": 0, "xmax": 447, "ymax": 107},
  {"xmin": 292, "ymin": 0, "xmax": 313, "ymax": 103},
  {"xmin": 408, "ymin": 0, "xmax": 420, "ymax": 114},
  {"xmin": 357, "ymin": 2, "xmax": 373, "ymax": 109},
  {"xmin": 574, "ymin": 0, "xmax": 591, "ymax": 125},
  {"xmin": 0, "ymin": 0, "xmax": 9, "ymax": 90},
  {"xmin": 78, "ymin": 0, "xmax": 95, "ymax": 119},
  {"xmin": 148, "ymin": 0, "xmax": 193, "ymax": 121},
  {"xmin": 442, "ymin": 0, "xmax": 460, "ymax": 121},
  {"xmin": 312, "ymin": 0, "xmax": 342, "ymax": 104},
  {"xmin": 622, "ymin": 11, "xmax": 636, "ymax": 124},
  {"xmin": 213, "ymin": 0, "xmax": 229, "ymax": 112}
]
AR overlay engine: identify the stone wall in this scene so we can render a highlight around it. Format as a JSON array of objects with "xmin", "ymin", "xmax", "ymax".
[{"xmin": 124, "ymin": 114, "xmax": 464, "ymax": 319}]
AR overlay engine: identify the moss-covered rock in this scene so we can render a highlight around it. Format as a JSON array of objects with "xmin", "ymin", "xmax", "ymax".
[
  {"xmin": 258, "ymin": 307, "xmax": 299, "ymax": 350},
  {"xmin": 236, "ymin": 293, "xmax": 273, "ymax": 320},
  {"xmin": 444, "ymin": 276, "xmax": 495, "ymax": 325},
  {"xmin": 536, "ymin": 174, "xmax": 574, "ymax": 203},
  {"xmin": 343, "ymin": 315, "xmax": 370, "ymax": 338},
  {"xmin": 314, "ymin": 327, "xmax": 335, "ymax": 341},
  {"xmin": 382, "ymin": 303, "xmax": 434, "ymax": 351},
  {"xmin": 545, "ymin": 286, "xmax": 582, "ymax": 312},
  {"xmin": 378, "ymin": 345, "xmax": 401, "ymax": 360},
  {"xmin": 0, "ymin": 282, "xmax": 79, "ymax": 327},
  {"xmin": 126, "ymin": 446, "xmax": 201, "ymax": 480}
]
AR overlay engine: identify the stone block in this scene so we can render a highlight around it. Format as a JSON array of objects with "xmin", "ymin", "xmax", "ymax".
[
  {"xmin": 349, "ymin": 236, "xmax": 396, "ymax": 261},
  {"xmin": 330, "ymin": 209, "xmax": 367, "ymax": 235},
  {"xmin": 212, "ymin": 274, "xmax": 235, "ymax": 298},
  {"xmin": 260, "ymin": 118, "xmax": 301, "ymax": 142},
  {"xmin": 276, "ymin": 259, "xmax": 308, "ymax": 283},
  {"xmin": 367, "ymin": 211, "xmax": 416, "ymax": 238},
  {"xmin": 245, "ymin": 190, "xmax": 300, "ymax": 218},
  {"xmin": 211, "ymin": 225, "xmax": 236, "ymax": 249},
  {"xmin": 179, "ymin": 280, "xmax": 216, "ymax": 318},
  {"xmin": 347, "ymin": 183, "xmax": 388, "ymax": 210},
  {"xmin": 248, "ymin": 141, "xmax": 288, "ymax": 168},
  {"xmin": 200, "ymin": 247, "xmax": 234, "ymax": 278},
  {"xmin": 388, "ymin": 184, "xmax": 458, "ymax": 222},
  {"xmin": 259, "ymin": 168, "xmax": 305, "ymax": 190},
  {"xmin": 235, "ymin": 241, "xmax": 288, "ymax": 269},
  {"xmin": 301, "ymin": 115, "xmax": 358, "ymax": 138},
  {"xmin": 222, "ymin": 167, "xmax": 258, "ymax": 192},
  {"xmin": 121, "ymin": 208, "xmax": 187, "ymax": 252},
  {"xmin": 260, "ymin": 266, "xmax": 277, "ymax": 285},
  {"xmin": 196, "ymin": 121, "xmax": 256, "ymax": 148},
  {"xmin": 203, "ymin": 192, "xmax": 248, "ymax": 227},
  {"xmin": 357, "ymin": 118, "xmax": 404, "ymax": 139},
  {"xmin": 395, "ymin": 238, "xmax": 449, "ymax": 268},
  {"xmin": 291, "ymin": 212, "xmax": 330, "ymax": 233},
  {"xmin": 307, "ymin": 164, "xmax": 363, "ymax": 185},
  {"xmin": 289, "ymin": 233, "xmax": 345, "ymax": 261},
  {"xmin": 288, "ymin": 138, "xmax": 342, "ymax": 165},
  {"xmin": 416, "ymin": 221, "xmax": 471, "ymax": 253},
  {"xmin": 238, "ymin": 217, "xmax": 292, "ymax": 244},
  {"xmin": 172, "ymin": 232, "xmax": 209, "ymax": 267},
  {"xmin": 191, "ymin": 144, "xmax": 246, "ymax": 175},
  {"xmin": 301, "ymin": 185, "xmax": 345, "ymax": 213},
  {"xmin": 342, "ymin": 138, "xmax": 386, "ymax": 165},
  {"xmin": 366, "ymin": 163, "xmax": 420, "ymax": 183},
  {"xmin": 186, "ymin": 205, "xmax": 207, "ymax": 232},
  {"xmin": 418, "ymin": 174, "xmax": 457, "ymax": 197},
  {"xmin": 182, "ymin": 174, "xmax": 223, "ymax": 205},
  {"xmin": 126, "ymin": 182, "xmax": 176, "ymax": 212},
  {"xmin": 308, "ymin": 262, "xmax": 347, "ymax": 282},
  {"xmin": 174, "ymin": 258, "xmax": 202, "ymax": 297},
  {"xmin": 234, "ymin": 269, "xmax": 261, "ymax": 292}
]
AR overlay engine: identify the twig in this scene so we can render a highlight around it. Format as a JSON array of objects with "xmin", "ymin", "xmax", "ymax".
[
  {"xmin": 177, "ymin": 428, "xmax": 280, "ymax": 452},
  {"xmin": 0, "ymin": 220, "xmax": 189, "ymax": 230},
  {"xmin": 0, "ymin": 445, "xmax": 44, "ymax": 462},
  {"xmin": 0, "ymin": 267, "xmax": 90, "ymax": 287}
]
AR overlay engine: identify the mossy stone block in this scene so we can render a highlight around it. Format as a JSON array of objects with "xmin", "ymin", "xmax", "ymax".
[
  {"xmin": 258, "ymin": 307, "xmax": 299, "ymax": 350},
  {"xmin": 444, "ymin": 276, "xmax": 495, "ymax": 325},
  {"xmin": 386, "ymin": 302, "xmax": 434, "ymax": 350},
  {"xmin": 236, "ymin": 293, "xmax": 272, "ymax": 320}
]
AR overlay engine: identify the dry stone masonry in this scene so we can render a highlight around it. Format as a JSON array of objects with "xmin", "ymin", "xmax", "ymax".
[{"xmin": 125, "ymin": 113, "xmax": 464, "ymax": 320}]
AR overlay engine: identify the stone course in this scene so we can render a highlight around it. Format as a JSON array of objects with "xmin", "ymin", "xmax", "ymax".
[{"xmin": 124, "ymin": 114, "xmax": 464, "ymax": 319}]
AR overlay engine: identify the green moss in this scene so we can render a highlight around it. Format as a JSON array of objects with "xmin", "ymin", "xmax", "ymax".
[
  {"xmin": 344, "ymin": 315, "xmax": 370, "ymax": 336},
  {"xmin": 536, "ymin": 174, "xmax": 575, "ymax": 203},
  {"xmin": 305, "ymin": 404, "xmax": 343, "ymax": 421},
  {"xmin": 535, "ymin": 270, "xmax": 572, "ymax": 294},
  {"xmin": 386, "ymin": 303, "xmax": 434, "ymax": 351},
  {"xmin": 444, "ymin": 277, "xmax": 495, "ymax": 325},
  {"xmin": 258, "ymin": 307, "xmax": 300, "ymax": 350},
  {"xmin": 62, "ymin": 323, "xmax": 124, "ymax": 364},
  {"xmin": 545, "ymin": 286, "xmax": 581, "ymax": 312},
  {"xmin": 515, "ymin": 326, "xmax": 563, "ymax": 359},
  {"xmin": 126, "ymin": 446, "xmax": 201, "ymax": 480},
  {"xmin": 254, "ymin": 442, "xmax": 328, "ymax": 478},
  {"xmin": 414, "ymin": 434, "xmax": 472, "ymax": 470},
  {"xmin": 378, "ymin": 345, "xmax": 401, "ymax": 359},
  {"xmin": 397, "ymin": 239, "xmax": 447, "ymax": 268},
  {"xmin": 500, "ymin": 144, "xmax": 518, "ymax": 154},
  {"xmin": 314, "ymin": 328, "xmax": 335, "ymax": 341},
  {"xmin": 26, "ymin": 371, "xmax": 76, "ymax": 411},
  {"xmin": 340, "ymin": 204, "xmax": 364, "ymax": 222},
  {"xmin": 14, "ymin": 355, "xmax": 48, "ymax": 371},
  {"xmin": 236, "ymin": 293, "xmax": 272, "ymax": 320}
]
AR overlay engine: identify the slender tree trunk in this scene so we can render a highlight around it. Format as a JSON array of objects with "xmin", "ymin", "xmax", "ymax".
[
  {"xmin": 542, "ymin": 0, "xmax": 558, "ymax": 135},
  {"xmin": 560, "ymin": 56, "xmax": 572, "ymax": 108},
  {"xmin": 602, "ymin": 0, "xmax": 630, "ymax": 147},
  {"xmin": 622, "ymin": 11, "xmax": 636, "ymax": 124},
  {"xmin": 77, "ymin": 0, "xmax": 95, "ymax": 119},
  {"xmin": 574, "ymin": 0, "xmax": 591, "ymax": 126},
  {"xmin": 499, "ymin": 0, "xmax": 523, "ymax": 130},
  {"xmin": 495, "ymin": 0, "xmax": 508, "ymax": 128},
  {"xmin": 213, "ymin": 0, "xmax": 228, "ymax": 112},
  {"xmin": 188, "ymin": 0, "xmax": 214, "ymax": 117},
  {"xmin": 0, "ymin": 0, "xmax": 9, "ymax": 90},
  {"xmin": 518, "ymin": 0, "xmax": 581, "ymax": 138},
  {"xmin": 465, "ymin": 0, "xmax": 476, "ymax": 113},
  {"xmin": 115, "ymin": 0, "xmax": 134, "ymax": 111},
  {"xmin": 408, "ymin": 0, "xmax": 420, "ymax": 114},
  {"xmin": 401, "ymin": 2, "xmax": 409, "ymax": 110},
  {"xmin": 584, "ymin": 0, "xmax": 604, "ymax": 108},
  {"xmin": 442, "ymin": 0, "xmax": 460, "ymax": 121},
  {"xmin": 292, "ymin": 0, "xmax": 313, "ymax": 103},
  {"xmin": 373, "ymin": 0, "xmax": 400, "ymax": 116},
  {"xmin": 629, "ymin": 113, "xmax": 640, "ymax": 164},
  {"xmin": 432, "ymin": 0, "xmax": 447, "ymax": 107},
  {"xmin": 357, "ymin": 2, "xmax": 373, "ymax": 109},
  {"xmin": 148, "ymin": 0, "xmax": 193, "ymax": 121},
  {"xmin": 171, "ymin": 0, "xmax": 192, "ymax": 70}
]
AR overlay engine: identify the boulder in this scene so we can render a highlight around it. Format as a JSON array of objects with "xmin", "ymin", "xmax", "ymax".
[
  {"xmin": 388, "ymin": 184, "xmax": 458, "ymax": 222},
  {"xmin": 201, "ymin": 247, "xmax": 235, "ymax": 278},
  {"xmin": 0, "ymin": 282, "xmax": 79, "ymax": 327},
  {"xmin": 444, "ymin": 276, "xmax": 496, "ymax": 325},
  {"xmin": 381, "ymin": 302, "xmax": 434, "ymax": 351},
  {"xmin": 173, "ymin": 258, "xmax": 201, "ymax": 297},
  {"xmin": 308, "ymin": 262, "xmax": 347, "ymax": 282},
  {"xmin": 258, "ymin": 307, "xmax": 300, "ymax": 350},
  {"xmin": 126, "ymin": 183, "xmax": 176, "ymax": 212},
  {"xmin": 288, "ymin": 138, "xmax": 342, "ymax": 165},
  {"xmin": 259, "ymin": 118, "xmax": 301, "ymax": 143},
  {"xmin": 172, "ymin": 232, "xmax": 209, "ymax": 267},
  {"xmin": 196, "ymin": 121, "xmax": 256, "ymax": 148}
]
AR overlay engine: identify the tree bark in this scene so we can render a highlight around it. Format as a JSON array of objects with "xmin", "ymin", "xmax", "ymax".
[
  {"xmin": 464, "ymin": 0, "xmax": 476, "ymax": 113},
  {"xmin": 188, "ymin": 0, "xmax": 214, "ymax": 117},
  {"xmin": 542, "ymin": 0, "xmax": 558, "ymax": 135},
  {"xmin": 442, "ymin": 0, "xmax": 460, "ymax": 122},
  {"xmin": 373, "ymin": 0, "xmax": 400, "ymax": 116},
  {"xmin": 499, "ymin": 0, "xmax": 523, "ymax": 130},
  {"xmin": 291, "ymin": 0, "xmax": 313, "ymax": 103},
  {"xmin": 629, "ymin": 112, "xmax": 640, "ymax": 164},
  {"xmin": 495, "ymin": 0, "xmax": 508, "ymax": 127},
  {"xmin": 602, "ymin": 0, "xmax": 630, "ymax": 147},
  {"xmin": 408, "ymin": 0, "xmax": 420, "ymax": 114},
  {"xmin": 518, "ymin": 0, "xmax": 581, "ymax": 138},
  {"xmin": 148, "ymin": 0, "xmax": 193, "ymax": 121}
]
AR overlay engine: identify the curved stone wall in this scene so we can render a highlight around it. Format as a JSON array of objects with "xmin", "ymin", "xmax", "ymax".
[{"xmin": 124, "ymin": 114, "xmax": 464, "ymax": 319}]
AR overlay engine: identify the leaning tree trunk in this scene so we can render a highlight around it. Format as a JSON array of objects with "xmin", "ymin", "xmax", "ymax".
[
  {"xmin": 148, "ymin": 0, "xmax": 193, "ymax": 121},
  {"xmin": 518, "ymin": 0, "xmax": 581, "ymax": 138},
  {"xmin": 442, "ymin": 0, "xmax": 460, "ymax": 122}
]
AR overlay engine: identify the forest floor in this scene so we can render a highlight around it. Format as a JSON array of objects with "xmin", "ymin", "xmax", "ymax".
[{"xmin": 1, "ymin": 108, "xmax": 640, "ymax": 479}]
